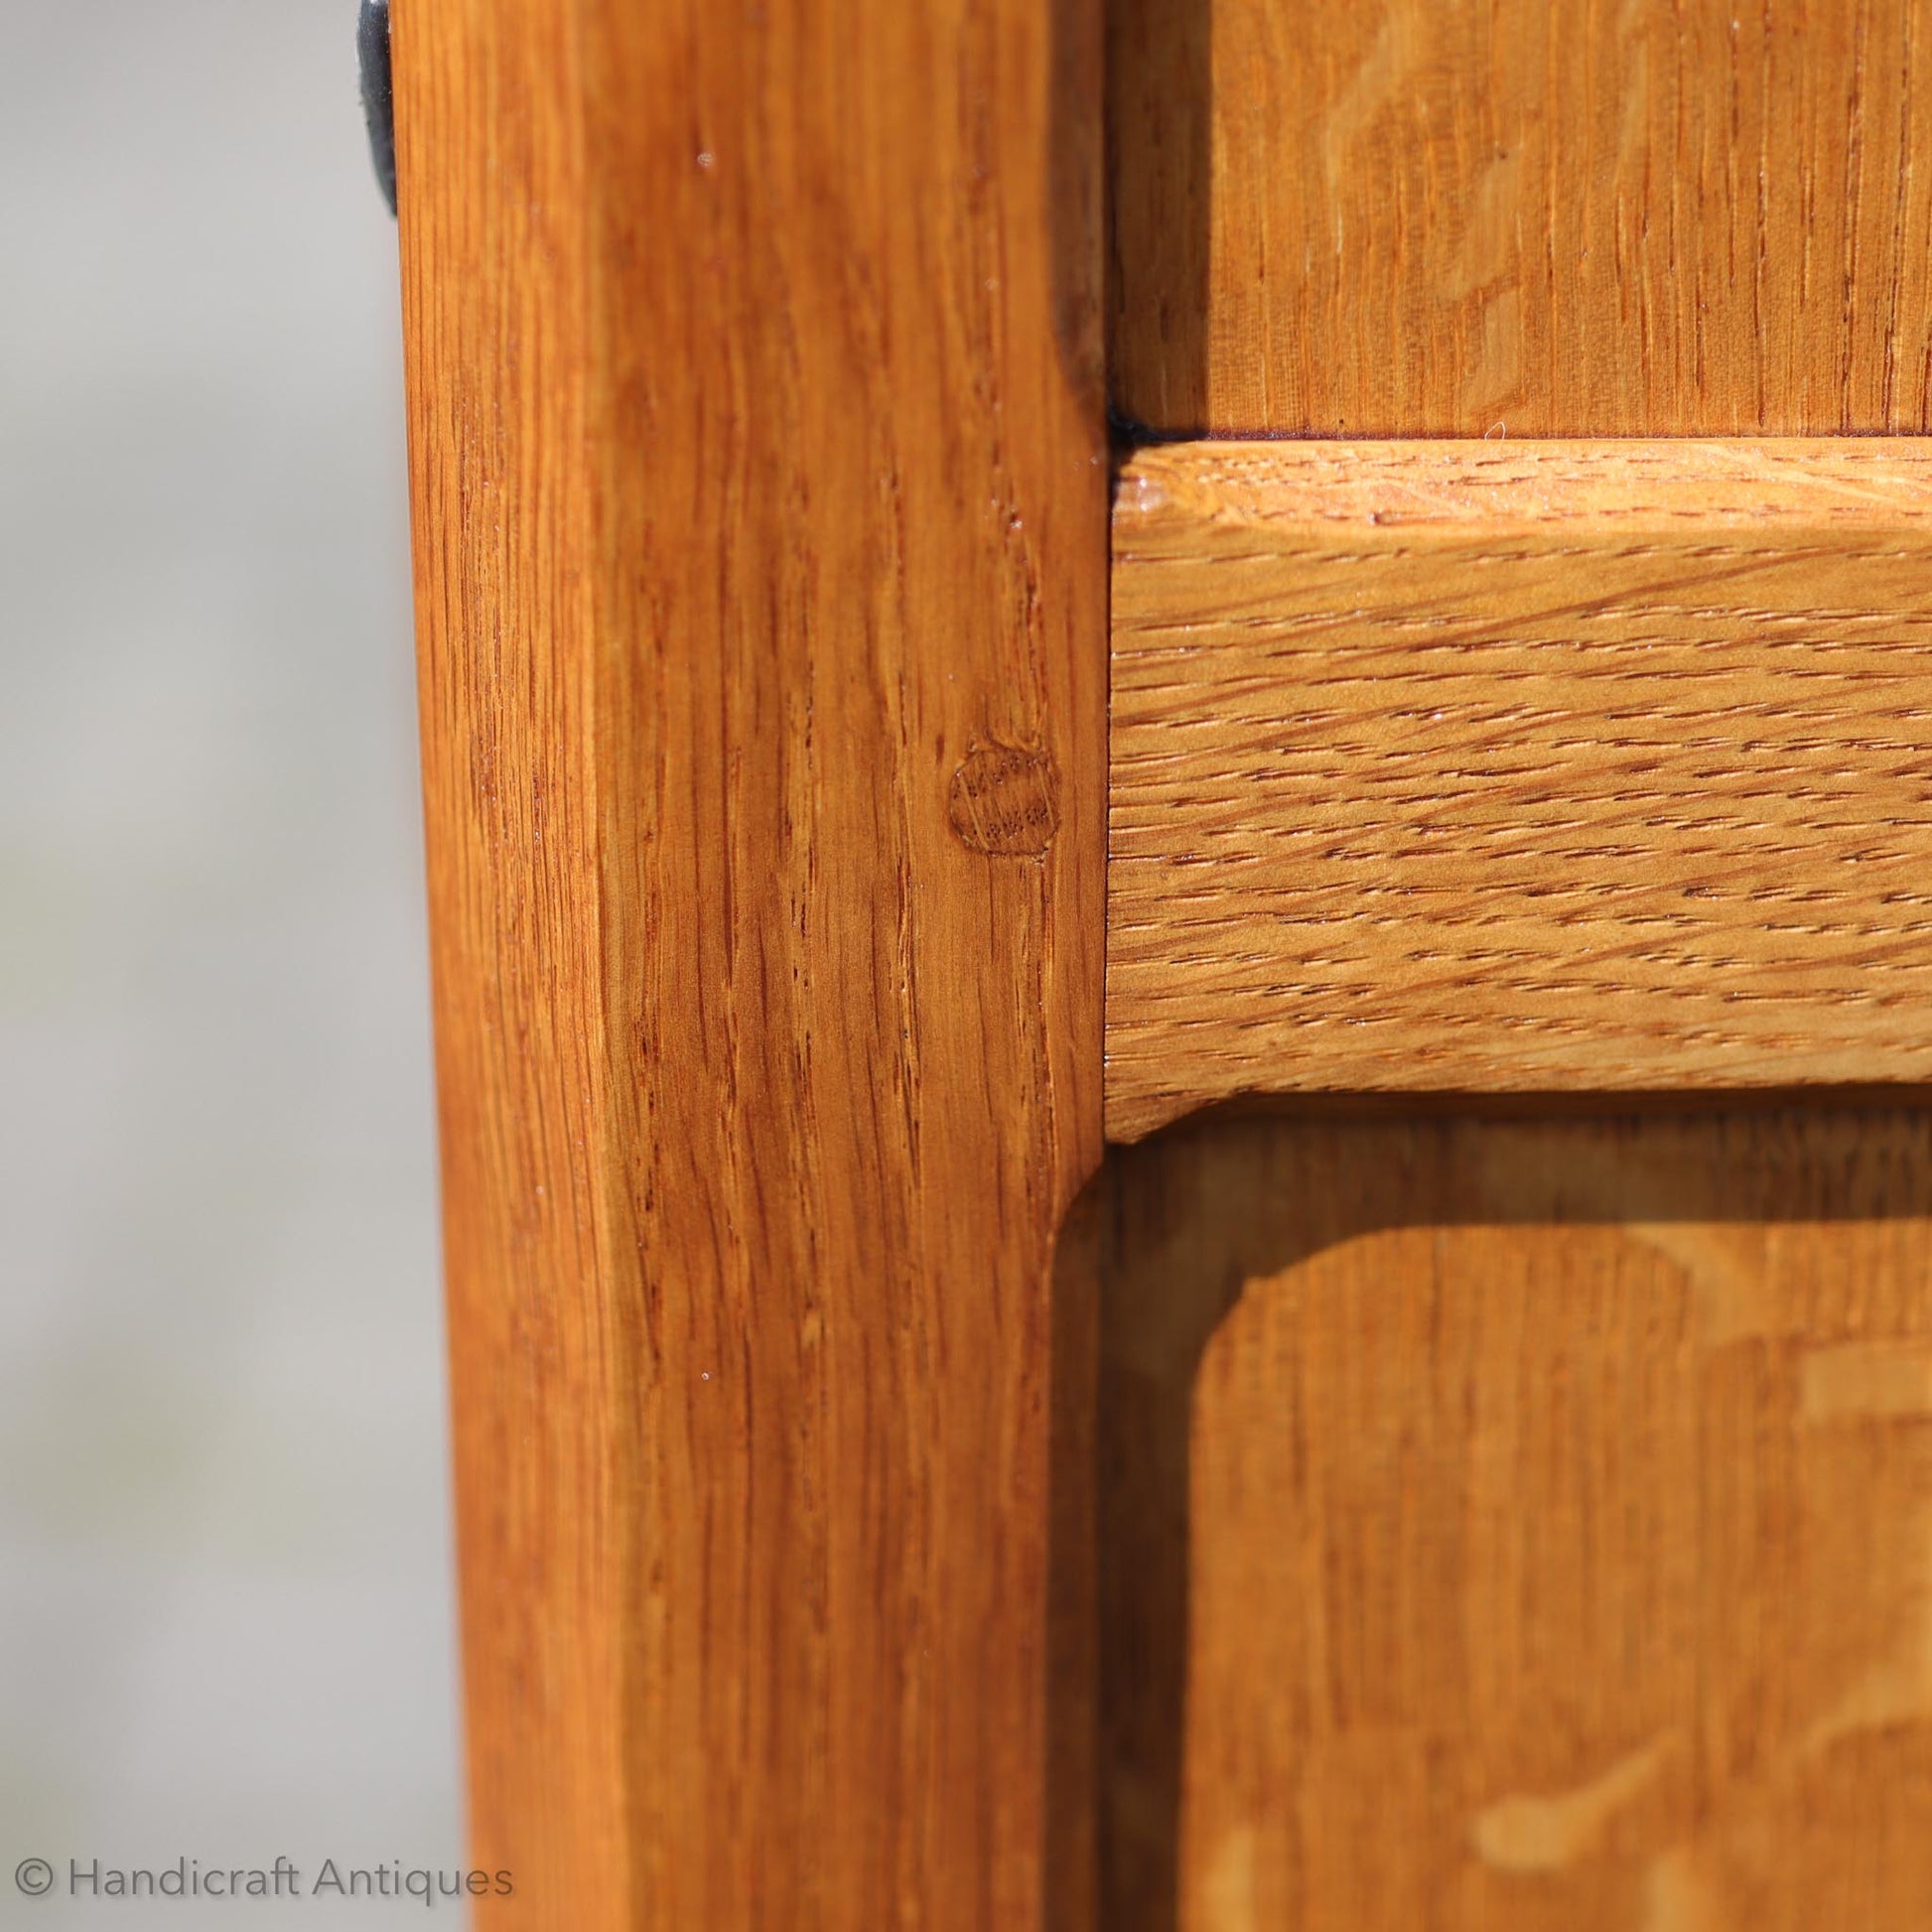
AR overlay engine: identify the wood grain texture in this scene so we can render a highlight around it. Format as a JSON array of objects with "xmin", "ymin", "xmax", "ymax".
[
  {"xmin": 1109, "ymin": 0, "xmax": 1932, "ymax": 436},
  {"xmin": 1109, "ymin": 439, "xmax": 1932, "ymax": 1140},
  {"xmin": 1093, "ymin": 1105, "xmax": 1932, "ymax": 1932},
  {"xmin": 394, "ymin": 0, "xmax": 1107, "ymax": 1924}
]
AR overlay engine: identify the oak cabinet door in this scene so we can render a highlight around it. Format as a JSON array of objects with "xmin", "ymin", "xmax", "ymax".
[{"xmin": 398, "ymin": 0, "xmax": 1932, "ymax": 1924}]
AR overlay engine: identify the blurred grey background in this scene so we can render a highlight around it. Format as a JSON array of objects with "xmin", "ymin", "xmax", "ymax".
[{"xmin": 0, "ymin": 1, "xmax": 461, "ymax": 1923}]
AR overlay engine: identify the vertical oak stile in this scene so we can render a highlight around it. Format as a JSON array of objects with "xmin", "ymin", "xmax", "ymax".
[{"xmin": 394, "ymin": 0, "xmax": 1108, "ymax": 1923}]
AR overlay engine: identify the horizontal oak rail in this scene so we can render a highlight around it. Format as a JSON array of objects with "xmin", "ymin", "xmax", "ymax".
[{"xmin": 1108, "ymin": 440, "xmax": 1932, "ymax": 1141}]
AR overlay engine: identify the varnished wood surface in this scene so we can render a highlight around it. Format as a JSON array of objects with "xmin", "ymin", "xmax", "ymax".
[
  {"xmin": 1109, "ymin": 0, "xmax": 1932, "ymax": 436},
  {"xmin": 1109, "ymin": 439, "xmax": 1932, "ymax": 1139},
  {"xmin": 1091, "ymin": 1106, "xmax": 1932, "ymax": 1932},
  {"xmin": 394, "ymin": 0, "xmax": 1107, "ymax": 1924}
]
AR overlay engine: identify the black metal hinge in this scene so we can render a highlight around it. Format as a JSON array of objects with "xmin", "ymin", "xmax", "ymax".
[{"xmin": 358, "ymin": 0, "xmax": 396, "ymax": 217}]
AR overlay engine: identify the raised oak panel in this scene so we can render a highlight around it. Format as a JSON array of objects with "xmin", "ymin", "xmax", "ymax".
[
  {"xmin": 1093, "ymin": 1107, "xmax": 1932, "ymax": 1932},
  {"xmin": 1109, "ymin": 0, "xmax": 1932, "ymax": 436}
]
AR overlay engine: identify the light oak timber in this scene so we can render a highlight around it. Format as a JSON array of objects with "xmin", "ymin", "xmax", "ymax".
[
  {"xmin": 394, "ymin": 0, "xmax": 1107, "ymax": 1925},
  {"xmin": 1109, "ymin": 439, "xmax": 1932, "ymax": 1141},
  {"xmin": 1109, "ymin": 0, "xmax": 1932, "ymax": 437},
  {"xmin": 1093, "ymin": 1105, "xmax": 1932, "ymax": 1932}
]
